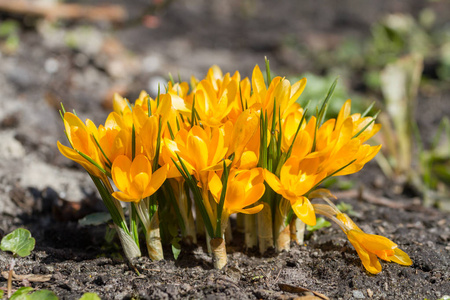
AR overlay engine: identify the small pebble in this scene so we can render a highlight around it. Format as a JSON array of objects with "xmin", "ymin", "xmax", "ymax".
[
  {"xmin": 367, "ymin": 288, "xmax": 373, "ymax": 298},
  {"xmin": 45, "ymin": 58, "xmax": 59, "ymax": 73},
  {"xmin": 352, "ymin": 290, "xmax": 365, "ymax": 299}
]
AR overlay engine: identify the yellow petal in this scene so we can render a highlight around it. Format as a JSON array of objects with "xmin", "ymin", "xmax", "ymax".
[
  {"xmin": 132, "ymin": 172, "xmax": 150, "ymax": 198},
  {"xmin": 130, "ymin": 155, "xmax": 152, "ymax": 179},
  {"xmin": 289, "ymin": 78, "xmax": 307, "ymax": 106},
  {"xmin": 252, "ymin": 65, "xmax": 267, "ymax": 99},
  {"xmin": 263, "ymin": 169, "xmax": 282, "ymax": 193},
  {"xmin": 225, "ymin": 182, "xmax": 246, "ymax": 209},
  {"xmin": 156, "ymin": 94, "xmax": 172, "ymax": 125},
  {"xmin": 111, "ymin": 155, "xmax": 132, "ymax": 192},
  {"xmin": 336, "ymin": 213, "xmax": 362, "ymax": 232},
  {"xmin": 280, "ymin": 156, "xmax": 301, "ymax": 184},
  {"xmin": 229, "ymin": 108, "xmax": 259, "ymax": 159},
  {"xmin": 208, "ymin": 172, "xmax": 222, "ymax": 202},
  {"xmin": 146, "ymin": 164, "xmax": 168, "ymax": 197},
  {"xmin": 348, "ymin": 230, "xmax": 382, "ymax": 274},
  {"xmin": 236, "ymin": 204, "xmax": 264, "ymax": 215},
  {"xmin": 352, "ymin": 231, "xmax": 397, "ymax": 252},
  {"xmin": 274, "ymin": 78, "xmax": 291, "ymax": 114},
  {"xmin": 171, "ymin": 94, "xmax": 190, "ymax": 113},
  {"xmin": 113, "ymin": 93, "xmax": 128, "ymax": 115},
  {"xmin": 291, "ymin": 197, "xmax": 316, "ymax": 226},
  {"xmin": 112, "ymin": 191, "xmax": 139, "ymax": 203},
  {"xmin": 336, "ymin": 99, "xmax": 352, "ymax": 130},
  {"xmin": 290, "ymin": 131, "xmax": 312, "ymax": 160},
  {"xmin": 389, "ymin": 248, "xmax": 413, "ymax": 266},
  {"xmin": 240, "ymin": 183, "xmax": 265, "ymax": 208},
  {"xmin": 187, "ymin": 134, "xmax": 208, "ymax": 170},
  {"xmin": 57, "ymin": 141, "xmax": 102, "ymax": 177},
  {"xmin": 237, "ymin": 150, "xmax": 258, "ymax": 169}
]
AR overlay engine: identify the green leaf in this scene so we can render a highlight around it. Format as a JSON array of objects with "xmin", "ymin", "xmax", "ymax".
[
  {"xmin": 171, "ymin": 237, "xmax": 181, "ymax": 260},
  {"xmin": 336, "ymin": 202, "xmax": 356, "ymax": 216},
  {"xmin": 0, "ymin": 20, "xmax": 19, "ymax": 37},
  {"xmin": 0, "ymin": 290, "xmax": 4, "ymax": 299},
  {"xmin": 28, "ymin": 290, "xmax": 58, "ymax": 300},
  {"xmin": 306, "ymin": 217, "xmax": 331, "ymax": 232},
  {"xmin": 1, "ymin": 228, "xmax": 35, "ymax": 257},
  {"xmin": 78, "ymin": 212, "xmax": 112, "ymax": 226},
  {"xmin": 10, "ymin": 287, "xmax": 34, "ymax": 300},
  {"xmin": 79, "ymin": 292, "xmax": 102, "ymax": 300}
]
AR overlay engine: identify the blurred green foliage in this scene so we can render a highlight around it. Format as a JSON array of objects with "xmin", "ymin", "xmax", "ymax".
[
  {"xmin": 292, "ymin": 73, "xmax": 368, "ymax": 117},
  {"xmin": 0, "ymin": 19, "xmax": 20, "ymax": 54},
  {"xmin": 294, "ymin": 9, "xmax": 450, "ymax": 93}
]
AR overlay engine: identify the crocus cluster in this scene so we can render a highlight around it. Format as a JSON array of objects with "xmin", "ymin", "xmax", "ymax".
[{"xmin": 58, "ymin": 61, "xmax": 411, "ymax": 273}]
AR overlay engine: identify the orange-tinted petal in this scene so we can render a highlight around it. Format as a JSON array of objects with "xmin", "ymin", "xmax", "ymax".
[
  {"xmin": 236, "ymin": 204, "xmax": 264, "ymax": 215},
  {"xmin": 388, "ymin": 248, "xmax": 413, "ymax": 266},
  {"xmin": 348, "ymin": 230, "xmax": 382, "ymax": 274},
  {"xmin": 291, "ymin": 197, "xmax": 316, "ymax": 226},
  {"xmin": 263, "ymin": 169, "xmax": 282, "ymax": 193},
  {"xmin": 111, "ymin": 155, "xmax": 132, "ymax": 192},
  {"xmin": 146, "ymin": 164, "xmax": 168, "ymax": 197},
  {"xmin": 112, "ymin": 191, "xmax": 139, "ymax": 203}
]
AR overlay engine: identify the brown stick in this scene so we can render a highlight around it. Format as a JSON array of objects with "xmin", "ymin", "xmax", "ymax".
[
  {"xmin": 7, "ymin": 258, "xmax": 15, "ymax": 299},
  {"xmin": 0, "ymin": 0, "xmax": 127, "ymax": 23}
]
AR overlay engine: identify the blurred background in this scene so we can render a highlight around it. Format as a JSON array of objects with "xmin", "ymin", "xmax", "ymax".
[{"xmin": 0, "ymin": 0, "xmax": 449, "ymax": 220}]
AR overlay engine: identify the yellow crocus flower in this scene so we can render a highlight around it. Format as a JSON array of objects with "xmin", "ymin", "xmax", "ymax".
[
  {"xmin": 194, "ymin": 79, "xmax": 236, "ymax": 127},
  {"xmin": 336, "ymin": 213, "xmax": 412, "ymax": 274},
  {"xmin": 208, "ymin": 168, "xmax": 265, "ymax": 218},
  {"xmin": 111, "ymin": 155, "xmax": 168, "ymax": 202},
  {"xmin": 57, "ymin": 112, "xmax": 104, "ymax": 178},
  {"xmin": 263, "ymin": 156, "xmax": 326, "ymax": 225},
  {"xmin": 162, "ymin": 124, "xmax": 231, "ymax": 187},
  {"xmin": 336, "ymin": 99, "xmax": 381, "ymax": 143},
  {"xmin": 93, "ymin": 112, "xmax": 133, "ymax": 165}
]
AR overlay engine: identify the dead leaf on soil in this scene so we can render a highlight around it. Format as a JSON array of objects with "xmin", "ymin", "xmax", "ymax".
[
  {"xmin": 1, "ymin": 271, "xmax": 52, "ymax": 282},
  {"xmin": 278, "ymin": 283, "xmax": 329, "ymax": 300}
]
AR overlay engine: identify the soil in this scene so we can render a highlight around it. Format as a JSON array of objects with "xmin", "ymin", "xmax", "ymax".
[{"xmin": 0, "ymin": 0, "xmax": 449, "ymax": 299}]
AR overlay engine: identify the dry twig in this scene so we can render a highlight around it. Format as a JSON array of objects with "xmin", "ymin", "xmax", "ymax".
[{"xmin": 0, "ymin": 0, "xmax": 127, "ymax": 23}]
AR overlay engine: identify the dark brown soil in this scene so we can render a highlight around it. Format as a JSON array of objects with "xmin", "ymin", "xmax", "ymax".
[
  {"xmin": 0, "ymin": 0, "xmax": 449, "ymax": 299},
  {"xmin": 1, "ymin": 192, "xmax": 449, "ymax": 300}
]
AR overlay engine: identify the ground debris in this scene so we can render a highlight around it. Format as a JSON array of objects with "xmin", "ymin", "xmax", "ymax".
[
  {"xmin": 1, "ymin": 270, "xmax": 52, "ymax": 282},
  {"xmin": 279, "ymin": 283, "xmax": 329, "ymax": 300}
]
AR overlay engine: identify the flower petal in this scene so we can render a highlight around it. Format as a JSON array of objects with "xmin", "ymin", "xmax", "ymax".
[
  {"xmin": 348, "ymin": 230, "xmax": 382, "ymax": 274},
  {"xmin": 111, "ymin": 155, "xmax": 132, "ymax": 193},
  {"xmin": 291, "ymin": 197, "xmax": 316, "ymax": 226},
  {"xmin": 130, "ymin": 155, "xmax": 152, "ymax": 179},
  {"xmin": 263, "ymin": 169, "xmax": 282, "ymax": 193},
  {"xmin": 112, "ymin": 191, "xmax": 139, "ymax": 203},
  {"xmin": 388, "ymin": 248, "xmax": 413, "ymax": 266},
  {"xmin": 208, "ymin": 172, "xmax": 222, "ymax": 202},
  {"xmin": 236, "ymin": 204, "xmax": 264, "ymax": 215},
  {"xmin": 146, "ymin": 164, "xmax": 169, "ymax": 197}
]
